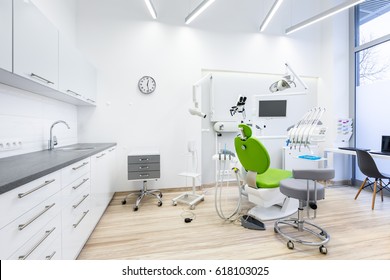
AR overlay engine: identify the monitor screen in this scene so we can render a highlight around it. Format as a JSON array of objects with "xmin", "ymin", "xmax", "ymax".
[
  {"xmin": 258, "ymin": 100, "xmax": 287, "ymax": 117},
  {"xmin": 381, "ymin": 135, "xmax": 390, "ymax": 152}
]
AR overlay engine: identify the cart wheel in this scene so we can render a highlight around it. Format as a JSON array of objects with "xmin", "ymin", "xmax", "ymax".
[
  {"xmin": 157, "ymin": 201, "xmax": 163, "ymax": 207},
  {"xmin": 319, "ymin": 245, "xmax": 327, "ymax": 255},
  {"xmin": 172, "ymin": 202, "xmax": 177, "ymax": 206},
  {"xmin": 190, "ymin": 205, "xmax": 195, "ymax": 210},
  {"xmin": 287, "ymin": 240, "xmax": 294, "ymax": 250},
  {"xmin": 133, "ymin": 206, "xmax": 138, "ymax": 211},
  {"xmin": 274, "ymin": 227, "xmax": 278, "ymax": 233},
  {"xmin": 121, "ymin": 199, "xmax": 127, "ymax": 205}
]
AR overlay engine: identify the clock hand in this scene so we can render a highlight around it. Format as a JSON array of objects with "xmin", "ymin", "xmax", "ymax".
[{"xmin": 147, "ymin": 80, "xmax": 149, "ymax": 91}]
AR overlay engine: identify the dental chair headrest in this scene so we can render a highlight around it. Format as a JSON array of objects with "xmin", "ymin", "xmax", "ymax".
[{"xmin": 238, "ymin": 124, "xmax": 252, "ymax": 140}]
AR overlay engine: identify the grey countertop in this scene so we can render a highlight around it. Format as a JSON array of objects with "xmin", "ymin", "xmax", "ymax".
[{"xmin": 0, "ymin": 143, "xmax": 116, "ymax": 195}]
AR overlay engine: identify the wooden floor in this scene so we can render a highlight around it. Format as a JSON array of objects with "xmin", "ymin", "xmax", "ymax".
[{"xmin": 78, "ymin": 185, "xmax": 390, "ymax": 260}]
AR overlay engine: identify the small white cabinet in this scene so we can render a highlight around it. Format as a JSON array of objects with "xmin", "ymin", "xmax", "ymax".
[
  {"xmin": 0, "ymin": 0, "xmax": 12, "ymax": 72},
  {"xmin": 13, "ymin": 0, "xmax": 59, "ymax": 89},
  {"xmin": 59, "ymin": 36, "xmax": 97, "ymax": 104}
]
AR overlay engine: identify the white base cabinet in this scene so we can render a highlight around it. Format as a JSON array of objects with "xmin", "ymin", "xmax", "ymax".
[{"xmin": 0, "ymin": 145, "xmax": 116, "ymax": 260}]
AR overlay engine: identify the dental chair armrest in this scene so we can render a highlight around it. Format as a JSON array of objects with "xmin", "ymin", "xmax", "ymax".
[{"xmin": 292, "ymin": 169, "xmax": 335, "ymax": 181}]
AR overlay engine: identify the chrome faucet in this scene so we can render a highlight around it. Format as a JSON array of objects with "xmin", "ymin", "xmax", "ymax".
[{"xmin": 48, "ymin": 120, "xmax": 70, "ymax": 150}]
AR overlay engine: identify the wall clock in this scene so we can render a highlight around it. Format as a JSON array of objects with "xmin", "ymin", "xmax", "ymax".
[{"xmin": 138, "ymin": 76, "xmax": 156, "ymax": 94}]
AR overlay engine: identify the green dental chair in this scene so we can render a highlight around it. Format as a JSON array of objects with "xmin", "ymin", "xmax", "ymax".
[{"xmin": 234, "ymin": 124, "xmax": 298, "ymax": 220}]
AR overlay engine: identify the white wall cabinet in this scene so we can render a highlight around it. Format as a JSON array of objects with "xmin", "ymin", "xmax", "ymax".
[
  {"xmin": 0, "ymin": 0, "xmax": 12, "ymax": 72},
  {"xmin": 13, "ymin": 0, "xmax": 59, "ymax": 89},
  {"xmin": 0, "ymin": 145, "xmax": 116, "ymax": 260},
  {"xmin": 59, "ymin": 36, "xmax": 97, "ymax": 104}
]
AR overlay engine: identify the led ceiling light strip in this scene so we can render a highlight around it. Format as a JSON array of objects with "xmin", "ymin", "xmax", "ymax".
[
  {"xmin": 259, "ymin": 0, "xmax": 284, "ymax": 32},
  {"xmin": 185, "ymin": 0, "xmax": 216, "ymax": 24},
  {"xmin": 144, "ymin": 0, "xmax": 157, "ymax": 19},
  {"xmin": 286, "ymin": 0, "xmax": 365, "ymax": 35}
]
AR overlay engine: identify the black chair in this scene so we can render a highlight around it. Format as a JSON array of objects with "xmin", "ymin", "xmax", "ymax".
[{"xmin": 355, "ymin": 149, "xmax": 390, "ymax": 210}]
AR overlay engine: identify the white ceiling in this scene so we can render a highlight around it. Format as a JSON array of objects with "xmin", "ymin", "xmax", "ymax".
[{"xmin": 96, "ymin": 0, "xmax": 327, "ymax": 34}]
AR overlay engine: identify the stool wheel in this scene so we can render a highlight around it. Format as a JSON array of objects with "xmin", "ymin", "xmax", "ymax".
[
  {"xmin": 287, "ymin": 240, "xmax": 294, "ymax": 250},
  {"xmin": 133, "ymin": 206, "xmax": 139, "ymax": 211},
  {"xmin": 159, "ymin": 193, "xmax": 163, "ymax": 198},
  {"xmin": 157, "ymin": 201, "xmax": 163, "ymax": 207},
  {"xmin": 121, "ymin": 199, "xmax": 127, "ymax": 205},
  {"xmin": 319, "ymin": 245, "xmax": 327, "ymax": 255}
]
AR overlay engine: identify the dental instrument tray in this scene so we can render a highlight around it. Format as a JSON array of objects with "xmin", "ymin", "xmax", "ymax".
[{"xmin": 298, "ymin": 155, "xmax": 322, "ymax": 160}]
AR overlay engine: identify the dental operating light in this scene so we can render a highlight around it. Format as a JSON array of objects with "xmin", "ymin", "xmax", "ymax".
[
  {"xmin": 269, "ymin": 63, "xmax": 308, "ymax": 93},
  {"xmin": 286, "ymin": 0, "xmax": 364, "ymax": 35},
  {"xmin": 185, "ymin": 0, "xmax": 216, "ymax": 24},
  {"xmin": 144, "ymin": 0, "xmax": 157, "ymax": 19},
  {"xmin": 259, "ymin": 0, "xmax": 284, "ymax": 32}
]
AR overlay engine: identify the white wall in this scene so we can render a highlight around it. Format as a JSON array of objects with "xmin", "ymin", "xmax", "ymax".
[
  {"xmin": 0, "ymin": 0, "xmax": 78, "ymax": 158},
  {"xmin": 0, "ymin": 84, "xmax": 77, "ymax": 158},
  {"xmin": 75, "ymin": 0, "xmax": 329, "ymax": 191}
]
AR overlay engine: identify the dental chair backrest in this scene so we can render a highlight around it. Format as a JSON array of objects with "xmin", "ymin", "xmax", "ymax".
[{"xmin": 234, "ymin": 124, "xmax": 270, "ymax": 175}]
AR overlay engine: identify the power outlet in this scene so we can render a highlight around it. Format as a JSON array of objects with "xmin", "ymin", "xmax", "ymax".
[{"xmin": 0, "ymin": 139, "xmax": 23, "ymax": 152}]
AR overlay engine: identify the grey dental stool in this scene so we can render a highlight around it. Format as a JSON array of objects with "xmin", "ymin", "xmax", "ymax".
[{"xmin": 274, "ymin": 169, "xmax": 335, "ymax": 254}]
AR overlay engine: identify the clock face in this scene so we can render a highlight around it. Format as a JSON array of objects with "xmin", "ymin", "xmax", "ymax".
[{"xmin": 138, "ymin": 76, "xmax": 156, "ymax": 94}]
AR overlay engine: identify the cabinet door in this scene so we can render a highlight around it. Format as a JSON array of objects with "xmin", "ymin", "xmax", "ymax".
[
  {"xmin": 59, "ymin": 35, "xmax": 97, "ymax": 104},
  {"xmin": 13, "ymin": 0, "xmax": 59, "ymax": 89},
  {"xmin": 90, "ymin": 148, "xmax": 114, "ymax": 224},
  {"xmin": 0, "ymin": 0, "xmax": 12, "ymax": 72}
]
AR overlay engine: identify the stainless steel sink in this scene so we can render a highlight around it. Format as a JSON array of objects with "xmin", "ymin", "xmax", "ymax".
[{"xmin": 57, "ymin": 147, "xmax": 95, "ymax": 151}]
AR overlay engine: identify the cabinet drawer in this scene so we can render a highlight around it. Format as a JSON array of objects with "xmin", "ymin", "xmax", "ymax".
[
  {"xmin": 8, "ymin": 214, "xmax": 61, "ymax": 260},
  {"xmin": 62, "ymin": 192, "xmax": 91, "ymax": 260},
  {"xmin": 128, "ymin": 155, "xmax": 160, "ymax": 164},
  {"xmin": 128, "ymin": 162, "xmax": 160, "ymax": 172},
  {"xmin": 39, "ymin": 234, "xmax": 62, "ymax": 260},
  {"xmin": 128, "ymin": 171, "xmax": 160, "ymax": 180},
  {"xmin": 61, "ymin": 158, "xmax": 90, "ymax": 187},
  {"xmin": 0, "ymin": 170, "xmax": 61, "ymax": 229},
  {"xmin": 61, "ymin": 174, "xmax": 91, "ymax": 207},
  {"xmin": 0, "ymin": 192, "xmax": 61, "ymax": 259}
]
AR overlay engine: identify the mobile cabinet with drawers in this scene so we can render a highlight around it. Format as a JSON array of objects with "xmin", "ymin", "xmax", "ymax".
[{"xmin": 127, "ymin": 154, "xmax": 160, "ymax": 181}]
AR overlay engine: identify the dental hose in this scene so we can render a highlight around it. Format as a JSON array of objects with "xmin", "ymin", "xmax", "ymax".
[{"xmin": 214, "ymin": 157, "xmax": 243, "ymax": 222}]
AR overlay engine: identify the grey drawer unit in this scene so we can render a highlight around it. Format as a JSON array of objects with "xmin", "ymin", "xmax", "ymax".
[{"xmin": 128, "ymin": 155, "xmax": 160, "ymax": 180}]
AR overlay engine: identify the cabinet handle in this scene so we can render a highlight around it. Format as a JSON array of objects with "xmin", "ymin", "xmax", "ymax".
[
  {"xmin": 18, "ymin": 227, "xmax": 56, "ymax": 260},
  {"xmin": 72, "ymin": 178, "xmax": 89, "ymax": 190},
  {"xmin": 72, "ymin": 162, "xmax": 88, "ymax": 170},
  {"xmin": 73, "ymin": 210, "xmax": 89, "ymax": 228},
  {"xmin": 72, "ymin": 194, "xmax": 89, "ymax": 209},
  {"xmin": 86, "ymin": 98, "xmax": 96, "ymax": 103},
  {"xmin": 109, "ymin": 148, "xmax": 116, "ymax": 152},
  {"xmin": 139, "ymin": 174, "xmax": 150, "ymax": 178},
  {"xmin": 18, "ymin": 179, "xmax": 56, "ymax": 199},
  {"xmin": 139, "ymin": 166, "xmax": 149, "ymax": 170},
  {"xmin": 30, "ymin": 73, "xmax": 54, "ymax": 85},
  {"xmin": 66, "ymin": 89, "xmax": 81, "ymax": 97},
  {"xmin": 18, "ymin": 203, "xmax": 56, "ymax": 231},
  {"xmin": 45, "ymin": 251, "xmax": 57, "ymax": 260},
  {"xmin": 96, "ymin": 153, "xmax": 106, "ymax": 159},
  {"xmin": 139, "ymin": 158, "xmax": 149, "ymax": 162}
]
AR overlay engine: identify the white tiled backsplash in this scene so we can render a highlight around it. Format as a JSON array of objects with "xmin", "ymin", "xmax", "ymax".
[{"xmin": 0, "ymin": 83, "xmax": 78, "ymax": 158}]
